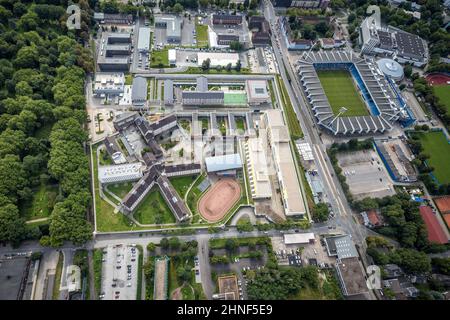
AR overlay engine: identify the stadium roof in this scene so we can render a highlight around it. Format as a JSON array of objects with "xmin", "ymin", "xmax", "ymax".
[
  {"xmin": 205, "ymin": 153, "xmax": 242, "ymax": 173},
  {"xmin": 419, "ymin": 206, "xmax": 448, "ymax": 244},
  {"xmin": 298, "ymin": 50, "xmax": 401, "ymax": 135},
  {"xmin": 377, "ymin": 58, "xmax": 404, "ymax": 80},
  {"xmin": 394, "ymin": 30, "xmax": 426, "ymax": 59}
]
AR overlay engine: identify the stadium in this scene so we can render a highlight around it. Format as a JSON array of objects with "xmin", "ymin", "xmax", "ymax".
[{"xmin": 298, "ymin": 50, "xmax": 413, "ymax": 135}]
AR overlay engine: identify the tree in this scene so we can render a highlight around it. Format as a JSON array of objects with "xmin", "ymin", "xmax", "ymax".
[
  {"xmin": 235, "ymin": 60, "xmax": 241, "ymax": 72},
  {"xmin": 404, "ymin": 64, "xmax": 413, "ymax": 78},
  {"xmin": 201, "ymin": 58, "xmax": 210, "ymax": 70},
  {"xmin": 169, "ymin": 236, "xmax": 181, "ymax": 249},
  {"xmin": 160, "ymin": 237, "xmax": 169, "ymax": 249},
  {"xmin": 173, "ymin": 3, "xmax": 184, "ymax": 14},
  {"xmin": 225, "ymin": 63, "xmax": 232, "ymax": 72},
  {"xmin": 230, "ymin": 41, "xmax": 243, "ymax": 51},
  {"xmin": 237, "ymin": 217, "xmax": 254, "ymax": 232},
  {"xmin": 147, "ymin": 242, "xmax": 156, "ymax": 252},
  {"xmin": 390, "ymin": 248, "xmax": 431, "ymax": 274},
  {"xmin": 312, "ymin": 203, "xmax": 329, "ymax": 222},
  {"xmin": 0, "ymin": 199, "xmax": 26, "ymax": 245},
  {"xmin": 225, "ymin": 238, "xmax": 238, "ymax": 252}
]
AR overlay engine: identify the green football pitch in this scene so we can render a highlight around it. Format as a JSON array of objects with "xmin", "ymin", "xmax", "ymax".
[
  {"xmin": 433, "ymin": 85, "xmax": 450, "ymax": 114},
  {"xmin": 317, "ymin": 70, "xmax": 369, "ymax": 117},
  {"xmin": 417, "ymin": 130, "xmax": 450, "ymax": 184},
  {"xmin": 224, "ymin": 93, "xmax": 247, "ymax": 106}
]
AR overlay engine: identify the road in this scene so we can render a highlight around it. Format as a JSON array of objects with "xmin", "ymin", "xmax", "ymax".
[{"xmin": 263, "ymin": 0, "xmax": 368, "ymax": 249}]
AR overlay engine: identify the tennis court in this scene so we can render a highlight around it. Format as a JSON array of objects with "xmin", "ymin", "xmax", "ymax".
[
  {"xmin": 224, "ymin": 92, "xmax": 247, "ymax": 106},
  {"xmin": 317, "ymin": 70, "xmax": 369, "ymax": 117}
]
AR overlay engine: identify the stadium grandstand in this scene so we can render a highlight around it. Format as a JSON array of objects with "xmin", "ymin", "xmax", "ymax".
[{"xmin": 297, "ymin": 50, "xmax": 413, "ymax": 135}]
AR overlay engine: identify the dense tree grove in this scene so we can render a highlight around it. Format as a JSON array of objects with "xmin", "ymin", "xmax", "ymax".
[
  {"xmin": 246, "ymin": 266, "xmax": 320, "ymax": 300},
  {"xmin": 0, "ymin": 0, "xmax": 94, "ymax": 246}
]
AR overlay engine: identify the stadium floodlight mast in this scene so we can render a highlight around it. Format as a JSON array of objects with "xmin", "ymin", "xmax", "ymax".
[{"xmin": 337, "ymin": 107, "xmax": 348, "ymax": 117}]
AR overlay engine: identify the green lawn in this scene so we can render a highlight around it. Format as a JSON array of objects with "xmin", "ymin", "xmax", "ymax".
[
  {"xmin": 433, "ymin": 85, "xmax": 450, "ymax": 114},
  {"xmin": 417, "ymin": 130, "xmax": 450, "ymax": 184},
  {"xmin": 125, "ymin": 74, "xmax": 133, "ymax": 85},
  {"xmin": 224, "ymin": 92, "xmax": 247, "ymax": 106},
  {"xmin": 195, "ymin": 22, "xmax": 208, "ymax": 48},
  {"xmin": 92, "ymin": 143, "xmax": 138, "ymax": 232},
  {"xmin": 169, "ymin": 175, "xmax": 198, "ymax": 199},
  {"xmin": 186, "ymin": 174, "xmax": 209, "ymax": 217},
  {"xmin": 20, "ymin": 183, "xmax": 58, "ymax": 220},
  {"xmin": 151, "ymin": 48, "xmax": 169, "ymax": 68},
  {"xmin": 93, "ymin": 249, "xmax": 103, "ymax": 297},
  {"xmin": 276, "ymin": 75, "xmax": 303, "ymax": 139},
  {"xmin": 107, "ymin": 182, "xmax": 134, "ymax": 199},
  {"xmin": 235, "ymin": 117, "xmax": 245, "ymax": 131},
  {"xmin": 133, "ymin": 188, "xmax": 176, "ymax": 225},
  {"xmin": 317, "ymin": 70, "xmax": 369, "ymax": 117},
  {"xmin": 53, "ymin": 252, "xmax": 63, "ymax": 300}
]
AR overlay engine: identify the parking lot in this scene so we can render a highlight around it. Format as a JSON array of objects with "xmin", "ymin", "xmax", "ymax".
[
  {"xmin": 337, "ymin": 149, "xmax": 396, "ymax": 200},
  {"xmin": 270, "ymin": 235, "xmax": 334, "ymax": 268},
  {"xmin": 100, "ymin": 244, "xmax": 139, "ymax": 300}
]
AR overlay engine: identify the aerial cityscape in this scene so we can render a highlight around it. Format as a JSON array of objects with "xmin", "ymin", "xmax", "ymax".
[{"xmin": 1, "ymin": 0, "xmax": 450, "ymax": 305}]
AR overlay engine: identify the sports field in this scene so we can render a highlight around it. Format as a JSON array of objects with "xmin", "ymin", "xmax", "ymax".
[
  {"xmin": 433, "ymin": 85, "xmax": 450, "ymax": 114},
  {"xmin": 223, "ymin": 92, "xmax": 247, "ymax": 106},
  {"xmin": 317, "ymin": 70, "xmax": 369, "ymax": 117},
  {"xmin": 224, "ymin": 92, "xmax": 247, "ymax": 105},
  {"xmin": 417, "ymin": 130, "xmax": 450, "ymax": 184}
]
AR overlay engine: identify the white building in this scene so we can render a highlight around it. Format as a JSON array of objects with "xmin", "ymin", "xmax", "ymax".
[
  {"xmin": 93, "ymin": 72, "xmax": 125, "ymax": 98},
  {"xmin": 246, "ymin": 80, "xmax": 270, "ymax": 106},
  {"xmin": 98, "ymin": 163, "xmax": 143, "ymax": 184},
  {"xmin": 360, "ymin": 16, "xmax": 428, "ymax": 67},
  {"xmin": 197, "ymin": 52, "xmax": 239, "ymax": 68},
  {"xmin": 244, "ymin": 136, "xmax": 272, "ymax": 199},
  {"xmin": 168, "ymin": 49, "xmax": 176, "ymax": 66},
  {"xmin": 137, "ymin": 27, "xmax": 151, "ymax": 52},
  {"xmin": 284, "ymin": 233, "xmax": 315, "ymax": 245},
  {"xmin": 264, "ymin": 109, "xmax": 306, "ymax": 218}
]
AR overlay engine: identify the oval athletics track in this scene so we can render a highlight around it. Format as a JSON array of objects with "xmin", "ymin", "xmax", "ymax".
[{"xmin": 198, "ymin": 178, "xmax": 241, "ymax": 223}]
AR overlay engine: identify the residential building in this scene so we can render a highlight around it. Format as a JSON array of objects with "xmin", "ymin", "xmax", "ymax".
[
  {"xmin": 217, "ymin": 34, "xmax": 240, "ymax": 46},
  {"xmin": 164, "ymin": 80, "xmax": 174, "ymax": 105},
  {"xmin": 335, "ymin": 257, "xmax": 369, "ymax": 297},
  {"xmin": 249, "ymin": 16, "xmax": 271, "ymax": 46},
  {"xmin": 182, "ymin": 76, "xmax": 225, "ymax": 106},
  {"xmin": 197, "ymin": 52, "xmax": 239, "ymax": 68},
  {"xmin": 264, "ymin": 109, "xmax": 306, "ymax": 217},
  {"xmin": 212, "ymin": 14, "xmax": 243, "ymax": 26},
  {"xmin": 155, "ymin": 15, "xmax": 182, "ymax": 43},
  {"xmin": 93, "ymin": 72, "xmax": 125, "ymax": 98},
  {"xmin": 98, "ymin": 163, "xmax": 143, "ymax": 184},
  {"xmin": 283, "ymin": 233, "xmax": 315, "ymax": 245},
  {"xmin": 131, "ymin": 77, "xmax": 147, "ymax": 107},
  {"xmin": 93, "ymin": 12, "xmax": 133, "ymax": 24},
  {"xmin": 272, "ymin": 0, "xmax": 329, "ymax": 8},
  {"xmin": 205, "ymin": 153, "xmax": 243, "ymax": 173},
  {"xmin": 246, "ymin": 80, "xmax": 270, "ymax": 105},
  {"xmin": 244, "ymin": 136, "xmax": 272, "ymax": 199},
  {"xmin": 137, "ymin": 27, "xmax": 151, "ymax": 53}
]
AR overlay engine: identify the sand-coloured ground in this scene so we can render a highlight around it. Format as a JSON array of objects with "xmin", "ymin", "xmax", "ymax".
[{"xmin": 198, "ymin": 178, "xmax": 241, "ymax": 223}]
